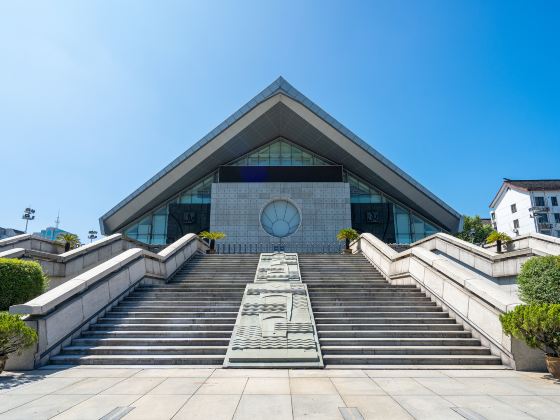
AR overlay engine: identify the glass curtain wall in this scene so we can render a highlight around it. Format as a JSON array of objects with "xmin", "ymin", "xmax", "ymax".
[
  {"xmin": 122, "ymin": 138, "xmax": 442, "ymax": 245},
  {"xmin": 124, "ymin": 173, "xmax": 215, "ymax": 245}
]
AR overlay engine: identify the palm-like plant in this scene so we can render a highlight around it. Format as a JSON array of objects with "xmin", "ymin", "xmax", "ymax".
[
  {"xmin": 486, "ymin": 231, "xmax": 512, "ymax": 253},
  {"xmin": 56, "ymin": 233, "xmax": 81, "ymax": 252},
  {"xmin": 199, "ymin": 231, "xmax": 226, "ymax": 253},
  {"xmin": 337, "ymin": 228, "xmax": 359, "ymax": 253}
]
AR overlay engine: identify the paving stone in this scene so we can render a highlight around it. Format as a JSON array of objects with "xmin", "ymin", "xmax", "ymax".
[
  {"xmin": 331, "ymin": 377, "xmax": 385, "ymax": 395},
  {"xmin": 495, "ymin": 395, "xmax": 560, "ymax": 420},
  {"xmin": 196, "ymin": 377, "xmax": 247, "ymax": 394},
  {"xmin": 55, "ymin": 377, "xmax": 126, "ymax": 394},
  {"xmin": 445, "ymin": 395, "xmax": 535, "ymax": 419},
  {"xmin": 414, "ymin": 377, "xmax": 487, "ymax": 396},
  {"xmin": 148, "ymin": 377, "xmax": 206, "ymax": 395},
  {"xmin": 49, "ymin": 368, "xmax": 141, "ymax": 378},
  {"xmin": 213, "ymin": 369, "xmax": 289, "ymax": 378},
  {"xmin": 123, "ymin": 394, "xmax": 190, "ymax": 419},
  {"xmin": 5, "ymin": 377, "xmax": 86, "ymax": 395},
  {"xmin": 373, "ymin": 378, "xmax": 435, "ymax": 396},
  {"xmin": 173, "ymin": 394, "xmax": 241, "ymax": 420},
  {"xmin": 393, "ymin": 395, "xmax": 465, "ymax": 420},
  {"xmin": 0, "ymin": 394, "xmax": 43, "ymax": 414},
  {"xmin": 244, "ymin": 378, "xmax": 290, "ymax": 395},
  {"xmin": 292, "ymin": 394, "xmax": 346, "ymax": 420},
  {"xmin": 290, "ymin": 378, "xmax": 339, "ymax": 395},
  {"xmin": 0, "ymin": 394, "xmax": 90, "ymax": 420},
  {"xmin": 50, "ymin": 394, "xmax": 141, "ymax": 420},
  {"xmin": 134, "ymin": 368, "xmax": 214, "ymax": 378},
  {"xmin": 290, "ymin": 370, "xmax": 367, "ymax": 378},
  {"xmin": 365, "ymin": 370, "xmax": 447, "ymax": 378},
  {"xmin": 234, "ymin": 394, "xmax": 292, "ymax": 420},
  {"xmin": 455, "ymin": 377, "xmax": 535, "ymax": 395},
  {"xmin": 342, "ymin": 395, "xmax": 413, "ymax": 420},
  {"xmin": 101, "ymin": 377, "xmax": 164, "ymax": 395}
]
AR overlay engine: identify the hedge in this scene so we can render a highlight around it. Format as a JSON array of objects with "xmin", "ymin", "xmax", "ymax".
[
  {"xmin": 518, "ymin": 256, "xmax": 560, "ymax": 304},
  {"xmin": 500, "ymin": 304, "xmax": 560, "ymax": 356},
  {"xmin": 0, "ymin": 312, "xmax": 37, "ymax": 357},
  {"xmin": 0, "ymin": 258, "xmax": 48, "ymax": 311}
]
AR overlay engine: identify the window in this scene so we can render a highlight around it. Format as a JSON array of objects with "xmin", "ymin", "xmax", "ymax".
[
  {"xmin": 491, "ymin": 212, "xmax": 495, "ymax": 220},
  {"xmin": 534, "ymin": 196, "xmax": 545, "ymax": 206},
  {"xmin": 538, "ymin": 213, "xmax": 549, "ymax": 224},
  {"xmin": 552, "ymin": 197, "xmax": 558, "ymax": 206},
  {"xmin": 510, "ymin": 204, "xmax": 517, "ymax": 213},
  {"xmin": 513, "ymin": 219, "xmax": 519, "ymax": 229},
  {"xmin": 555, "ymin": 213, "xmax": 560, "ymax": 223}
]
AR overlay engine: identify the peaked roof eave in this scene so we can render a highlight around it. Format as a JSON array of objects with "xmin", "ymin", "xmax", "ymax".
[{"xmin": 99, "ymin": 77, "xmax": 461, "ymax": 234}]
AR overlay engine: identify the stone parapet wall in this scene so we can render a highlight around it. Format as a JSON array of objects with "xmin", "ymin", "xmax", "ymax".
[
  {"xmin": 7, "ymin": 233, "xmax": 208, "ymax": 370},
  {"xmin": 352, "ymin": 233, "xmax": 547, "ymax": 371}
]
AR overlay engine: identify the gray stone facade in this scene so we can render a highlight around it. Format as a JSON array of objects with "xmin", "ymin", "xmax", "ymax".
[{"xmin": 210, "ymin": 182, "xmax": 351, "ymax": 247}]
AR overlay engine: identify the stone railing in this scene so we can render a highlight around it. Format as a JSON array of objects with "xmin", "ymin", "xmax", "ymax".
[
  {"xmin": 0, "ymin": 233, "xmax": 65, "ymax": 254},
  {"xmin": 412, "ymin": 232, "xmax": 559, "ymax": 279},
  {"xmin": 0, "ymin": 234, "xmax": 153, "ymax": 289},
  {"xmin": 7, "ymin": 233, "xmax": 208, "ymax": 369},
  {"xmin": 351, "ymin": 233, "xmax": 545, "ymax": 370}
]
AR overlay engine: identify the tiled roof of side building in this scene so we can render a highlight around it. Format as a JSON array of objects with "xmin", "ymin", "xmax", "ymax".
[{"xmin": 505, "ymin": 179, "xmax": 560, "ymax": 191}]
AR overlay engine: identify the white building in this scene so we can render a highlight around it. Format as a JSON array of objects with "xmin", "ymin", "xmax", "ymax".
[{"xmin": 489, "ymin": 179, "xmax": 560, "ymax": 238}]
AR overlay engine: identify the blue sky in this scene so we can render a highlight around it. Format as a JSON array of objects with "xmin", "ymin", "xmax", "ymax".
[{"xmin": 1, "ymin": 1, "xmax": 559, "ymax": 241}]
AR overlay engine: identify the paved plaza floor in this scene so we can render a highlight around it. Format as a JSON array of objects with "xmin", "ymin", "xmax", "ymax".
[{"xmin": 1, "ymin": 366, "xmax": 559, "ymax": 419}]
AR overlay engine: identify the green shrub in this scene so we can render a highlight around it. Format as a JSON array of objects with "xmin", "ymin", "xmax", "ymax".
[
  {"xmin": 0, "ymin": 312, "xmax": 38, "ymax": 357},
  {"xmin": 0, "ymin": 259, "xmax": 48, "ymax": 311},
  {"xmin": 500, "ymin": 304, "xmax": 560, "ymax": 356},
  {"xmin": 518, "ymin": 256, "xmax": 560, "ymax": 304}
]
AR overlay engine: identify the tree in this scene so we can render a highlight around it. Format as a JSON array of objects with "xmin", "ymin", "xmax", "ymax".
[
  {"xmin": 336, "ymin": 228, "xmax": 359, "ymax": 252},
  {"xmin": 486, "ymin": 231, "xmax": 512, "ymax": 253},
  {"xmin": 455, "ymin": 215, "xmax": 493, "ymax": 245},
  {"xmin": 56, "ymin": 233, "xmax": 81, "ymax": 252},
  {"xmin": 199, "ymin": 231, "xmax": 226, "ymax": 254}
]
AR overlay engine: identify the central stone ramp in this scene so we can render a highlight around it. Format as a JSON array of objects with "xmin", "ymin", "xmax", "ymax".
[
  {"xmin": 224, "ymin": 253, "xmax": 322, "ymax": 368},
  {"xmin": 300, "ymin": 254, "xmax": 502, "ymax": 367},
  {"xmin": 50, "ymin": 254, "xmax": 259, "ymax": 365}
]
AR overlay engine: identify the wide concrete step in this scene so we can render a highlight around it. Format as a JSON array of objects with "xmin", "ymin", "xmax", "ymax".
[
  {"xmin": 313, "ymin": 311, "xmax": 447, "ymax": 318},
  {"xmin": 315, "ymin": 316, "xmax": 456, "ymax": 324},
  {"xmin": 318, "ymin": 337, "xmax": 479, "ymax": 346},
  {"xmin": 320, "ymin": 346, "xmax": 491, "ymax": 356},
  {"xmin": 82, "ymin": 330, "xmax": 232, "ymax": 338},
  {"xmin": 318, "ymin": 331, "xmax": 473, "ymax": 339},
  {"xmin": 315, "ymin": 323, "xmax": 464, "ymax": 331},
  {"xmin": 74, "ymin": 338, "xmax": 230, "ymax": 346},
  {"xmin": 313, "ymin": 307, "xmax": 442, "ymax": 313},
  {"xmin": 312, "ymin": 302, "xmax": 437, "ymax": 308},
  {"xmin": 49, "ymin": 354, "xmax": 225, "ymax": 365},
  {"xmin": 120, "ymin": 300, "xmax": 243, "ymax": 306},
  {"xmin": 105, "ymin": 311, "xmax": 238, "ymax": 318},
  {"xmin": 322, "ymin": 354, "xmax": 502, "ymax": 365},
  {"xmin": 62, "ymin": 345, "xmax": 228, "ymax": 355},
  {"xmin": 112, "ymin": 306, "xmax": 240, "ymax": 312},
  {"xmin": 94, "ymin": 317, "xmax": 236, "ymax": 331}
]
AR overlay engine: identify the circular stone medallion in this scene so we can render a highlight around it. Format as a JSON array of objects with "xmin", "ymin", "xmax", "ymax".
[{"xmin": 260, "ymin": 200, "xmax": 301, "ymax": 238}]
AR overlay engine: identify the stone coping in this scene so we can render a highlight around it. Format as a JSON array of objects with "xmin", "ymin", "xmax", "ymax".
[
  {"xmin": 10, "ymin": 233, "xmax": 207, "ymax": 316},
  {"xmin": 357, "ymin": 233, "xmax": 520, "ymax": 313}
]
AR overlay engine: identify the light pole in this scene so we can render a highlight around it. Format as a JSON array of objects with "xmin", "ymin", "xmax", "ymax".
[
  {"xmin": 22, "ymin": 207, "xmax": 36, "ymax": 233},
  {"xmin": 88, "ymin": 230, "xmax": 98, "ymax": 243}
]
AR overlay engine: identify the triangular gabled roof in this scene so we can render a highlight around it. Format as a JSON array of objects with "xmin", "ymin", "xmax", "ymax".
[{"xmin": 100, "ymin": 77, "xmax": 461, "ymax": 234}]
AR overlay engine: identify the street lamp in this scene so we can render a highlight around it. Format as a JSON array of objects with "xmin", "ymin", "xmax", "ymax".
[
  {"xmin": 88, "ymin": 230, "xmax": 98, "ymax": 243},
  {"xmin": 22, "ymin": 207, "xmax": 36, "ymax": 233}
]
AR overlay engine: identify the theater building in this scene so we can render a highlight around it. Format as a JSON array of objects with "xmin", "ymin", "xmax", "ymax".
[{"xmin": 99, "ymin": 78, "xmax": 461, "ymax": 250}]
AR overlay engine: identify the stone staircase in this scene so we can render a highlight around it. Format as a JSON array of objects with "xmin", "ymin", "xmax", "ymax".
[
  {"xmin": 50, "ymin": 254, "xmax": 259, "ymax": 365},
  {"xmin": 299, "ymin": 254, "xmax": 501, "ymax": 367}
]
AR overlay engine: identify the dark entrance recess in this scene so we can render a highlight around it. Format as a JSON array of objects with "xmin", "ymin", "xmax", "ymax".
[
  {"xmin": 219, "ymin": 165, "xmax": 343, "ymax": 182},
  {"xmin": 351, "ymin": 203, "xmax": 396, "ymax": 243},
  {"xmin": 166, "ymin": 203, "xmax": 211, "ymax": 244}
]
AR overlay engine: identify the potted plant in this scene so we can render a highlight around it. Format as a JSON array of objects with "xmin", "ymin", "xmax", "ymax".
[
  {"xmin": 337, "ymin": 228, "xmax": 359, "ymax": 254},
  {"xmin": 500, "ymin": 304, "xmax": 560, "ymax": 378},
  {"xmin": 486, "ymin": 231, "xmax": 512, "ymax": 253},
  {"xmin": 0, "ymin": 312, "xmax": 38, "ymax": 373},
  {"xmin": 56, "ymin": 233, "xmax": 81, "ymax": 252},
  {"xmin": 199, "ymin": 231, "xmax": 226, "ymax": 254}
]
